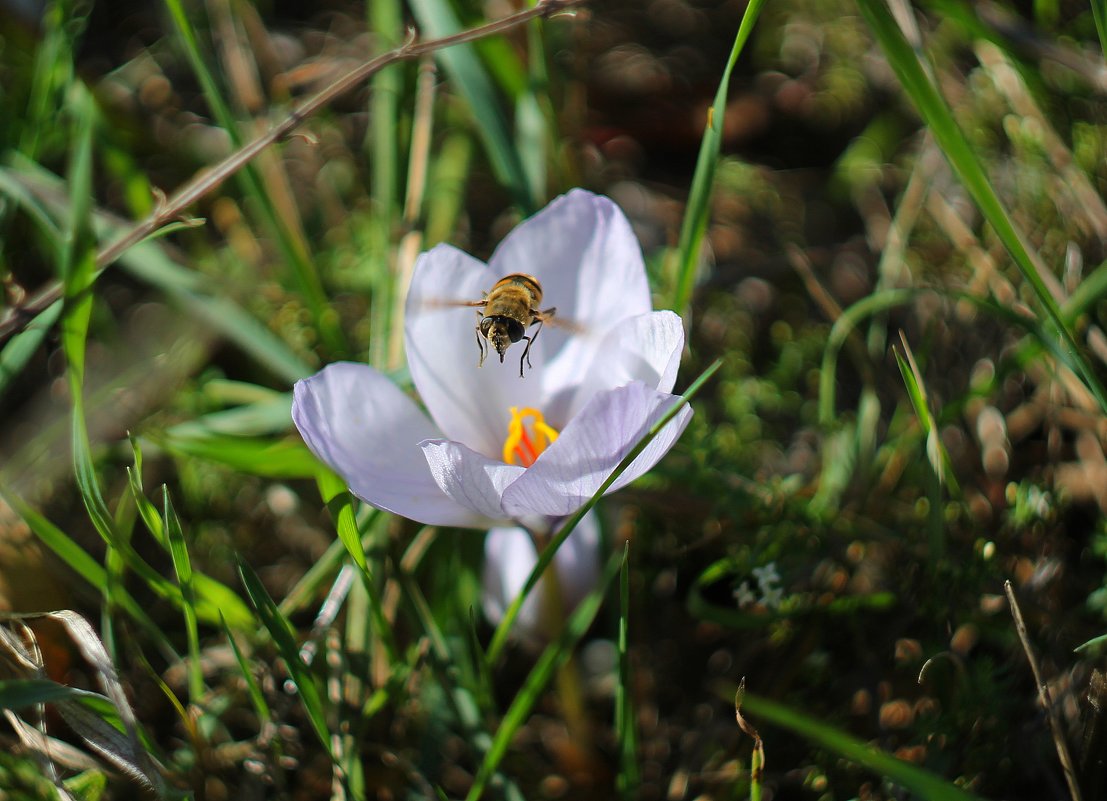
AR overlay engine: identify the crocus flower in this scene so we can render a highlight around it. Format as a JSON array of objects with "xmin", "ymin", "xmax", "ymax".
[{"xmin": 292, "ymin": 189, "xmax": 691, "ymax": 630}]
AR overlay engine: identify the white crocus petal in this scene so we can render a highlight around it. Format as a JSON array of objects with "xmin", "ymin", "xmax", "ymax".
[
  {"xmin": 421, "ymin": 439, "xmax": 526, "ymax": 523},
  {"xmin": 292, "ymin": 362, "xmax": 484, "ymax": 528},
  {"xmin": 481, "ymin": 511, "xmax": 601, "ymax": 638},
  {"xmin": 405, "ymin": 244, "xmax": 544, "ymax": 459},
  {"xmin": 543, "ymin": 310, "xmax": 685, "ymax": 426},
  {"xmin": 500, "ymin": 381, "xmax": 693, "ymax": 518},
  {"xmin": 489, "ymin": 190, "xmax": 653, "ymax": 396}
]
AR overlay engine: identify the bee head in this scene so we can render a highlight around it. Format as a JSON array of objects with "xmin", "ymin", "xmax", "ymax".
[{"xmin": 481, "ymin": 316, "xmax": 525, "ymax": 361}]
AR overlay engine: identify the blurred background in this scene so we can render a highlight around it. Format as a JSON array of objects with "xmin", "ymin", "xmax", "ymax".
[{"xmin": 2, "ymin": 0, "xmax": 1107, "ymax": 798}]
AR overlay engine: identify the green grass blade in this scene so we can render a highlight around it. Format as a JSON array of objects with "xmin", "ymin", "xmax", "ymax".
[
  {"xmin": 18, "ymin": 0, "xmax": 90, "ymax": 158},
  {"xmin": 892, "ymin": 337, "xmax": 960, "ymax": 497},
  {"xmin": 515, "ymin": 18, "xmax": 550, "ymax": 205},
  {"xmin": 0, "ymin": 679, "xmax": 106, "ymax": 711},
  {"xmin": 466, "ymin": 547, "xmax": 624, "ymax": 801},
  {"xmin": 313, "ymin": 476, "xmax": 401, "ymax": 670},
  {"xmin": 367, "ymin": 0, "xmax": 402, "ymax": 370},
  {"xmin": 407, "ymin": 0, "xmax": 534, "ymax": 210},
  {"xmin": 1090, "ymin": 0, "xmax": 1107, "ymax": 58},
  {"xmin": 615, "ymin": 544, "xmax": 638, "ymax": 800},
  {"xmin": 126, "ymin": 437, "xmax": 254, "ymax": 629},
  {"xmin": 163, "ymin": 489, "xmax": 203, "ymax": 703},
  {"xmin": 154, "ymin": 431, "xmax": 320, "ymax": 478},
  {"xmin": 487, "ymin": 358, "xmax": 722, "ymax": 666},
  {"xmin": 0, "ymin": 301, "xmax": 61, "ymax": 398},
  {"xmin": 316, "ymin": 471, "xmax": 369, "ymax": 574},
  {"xmin": 237, "ymin": 557, "xmax": 332, "ymax": 752},
  {"xmin": 220, "ymin": 615, "xmax": 271, "ymax": 732},
  {"xmin": 424, "ymin": 132, "xmax": 473, "ymax": 246},
  {"xmin": 670, "ymin": 0, "xmax": 766, "ymax": 317},
  {"xmin": 819, "ymin": 288, "xmax": 916, "ymax": 425},
  {"xmin": 856, "ymin": 0, "xmax": 1107, "ymax": 413},
  {"xmin": 892, "ymin": 343, "xmax": 948, "ymax": 563},
  {"xmin": 738, "ymin": 692, "xmax": 989, "ymax": 801}
]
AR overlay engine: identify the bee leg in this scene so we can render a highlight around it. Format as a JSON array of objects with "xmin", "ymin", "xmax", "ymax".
[
  {"xmin": 517, "ymin": 318, "xmax": 544, "ymax": 377},
  {"xmin": 475, "ymin": 319, "xmax": 487, "ymax": 368}
]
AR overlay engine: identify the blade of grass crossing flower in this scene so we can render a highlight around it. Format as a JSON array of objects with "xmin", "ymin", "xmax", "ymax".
[
  {"xmin": 856, "ymin": 0, "xmax": 1107, "ymax": 414},
  {"xmin": 487, "ymin": 358, "xmax": 722, "ymax": 666},
  {"xmin": 163, "ymin": 489, "xmax": 203, "ymax": 703},
  {"xmin": 237, "ymin": 558, "xmax": 332, "ymax": 753},
  {"xmin": 737, "ymin": 692, "xmax": 988, "ymax": 801},
  {"xmin": 615, "ymin": 543, "xmax": 639, "ymax": 801},
  {"xmin": 407, "ymin": 0, "xmax": 534, "ymax": 211},
  {"xmin": 465, "ymin": 547, "xmax": 623, "ymax": 801},
  {"xmin": 671, "ymin": 0, "xmax": 766, "ymax": 317}
]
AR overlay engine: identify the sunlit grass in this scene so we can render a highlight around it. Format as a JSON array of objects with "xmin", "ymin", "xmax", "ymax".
[{"xmin": 1, "ymin": 0, "xmax": 1106, "ymax": 798}]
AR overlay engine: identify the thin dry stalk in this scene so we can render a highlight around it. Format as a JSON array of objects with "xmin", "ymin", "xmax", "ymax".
[
  {"xmin": 1005, "ymin": 580, "xmax": 1084, "ymax": 801},
  {"xmin": 0, "ymin": 0, "xmax": 584, "ymax": 343},
  {"xmin": 390, "ymin": 55, "xmax": 439, "ymax": 370}
]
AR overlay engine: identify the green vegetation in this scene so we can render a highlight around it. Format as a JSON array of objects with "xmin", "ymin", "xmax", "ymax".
[{"xmin": 2, "ymin": 0, "xmax": 1107, "ymax": 798}]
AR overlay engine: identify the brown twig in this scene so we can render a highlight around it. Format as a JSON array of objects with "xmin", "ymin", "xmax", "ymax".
[
  {"xmin": 0, "ymin": 0, "xmax": 584, "ymax": 343},
  {"xmin": 1005, "ymin": 580, "xmax": 1084, "ymax": 801}
]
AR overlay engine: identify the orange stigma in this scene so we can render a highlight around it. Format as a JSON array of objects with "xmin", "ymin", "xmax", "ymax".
[{"xmin": 502, "ymin": 407, "xmax": 559, "ymax": 467}]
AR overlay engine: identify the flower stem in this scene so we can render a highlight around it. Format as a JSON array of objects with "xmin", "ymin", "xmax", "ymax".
[{"xmin": 535, "ymin": 533, "xmax": 595, "ymax": 769}]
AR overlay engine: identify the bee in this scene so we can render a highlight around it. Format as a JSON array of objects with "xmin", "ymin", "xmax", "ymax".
[{"xmin": 457, "ymin": 273, "xmax": 556, "ymax": 377}]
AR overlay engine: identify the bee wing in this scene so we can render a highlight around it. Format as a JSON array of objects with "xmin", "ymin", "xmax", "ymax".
[
  {"xmin": 421, "ymin": 297, "xmax": 487, "ymax": 309},
  {"xmin": 535, "ymin": 308, "xmax": 588, "ymax": 335}
]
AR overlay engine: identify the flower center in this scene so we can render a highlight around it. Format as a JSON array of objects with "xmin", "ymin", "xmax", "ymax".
[{"xmin": 502, "ymin": 407, "xmax": 559, "ymax": 467}]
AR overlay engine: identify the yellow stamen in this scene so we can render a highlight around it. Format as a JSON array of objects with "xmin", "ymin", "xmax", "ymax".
[{"xmin": 502, "ymin": 406, "xmax": 559, "ymax": 467}]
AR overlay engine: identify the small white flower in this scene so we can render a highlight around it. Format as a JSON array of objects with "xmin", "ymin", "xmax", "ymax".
[
  {"xmin": 292, "ymin": 190, "xmax": 691, "ymax": 530},
  {"xmin": 291, "ymin": 190, "xmax": 690, "ymax": 638},
  {"xmin": 734, "ymin": 581, "xmax": 757, "ymax": 608},
  {"xmin": 760, "ymin": 586, "xmax": 784, "ymax": 610},
  {"xmin": 752, "ymin": 563, "xmax": 781, "ymax": 593}
]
